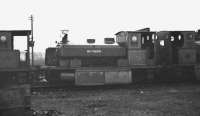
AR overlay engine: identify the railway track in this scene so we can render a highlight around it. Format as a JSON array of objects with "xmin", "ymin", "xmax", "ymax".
[{"xmin": 31, "ymin": 81, "xmax": 200, "ymax": 93}]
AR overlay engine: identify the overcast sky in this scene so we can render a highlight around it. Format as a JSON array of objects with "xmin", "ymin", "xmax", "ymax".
[{"xmin": 0, "ymin": 0, "xmax": 200, "ymax": 52}]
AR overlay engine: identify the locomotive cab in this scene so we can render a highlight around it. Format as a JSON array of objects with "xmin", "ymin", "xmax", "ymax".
[
  {"xmin": 156, "ymin": 31, "xmax": 196, "ymax": 81},
  {"xmin": 116, "ymin": 30, "xmax": 156, "ymax": 66},
  {"xmin": 156, "ymin": 31, "xmax": 196, "ymax": 65},
  {"xmin": 115, "ymin": 29, "xmax": 157, "ymax": 82},
  {"xmin": 0, "ymin": 30, "xmax": 32, "ymax": 67},
  {"xmin": 0, "ymin": 30, "xmax": 33, "ymax": 84}
]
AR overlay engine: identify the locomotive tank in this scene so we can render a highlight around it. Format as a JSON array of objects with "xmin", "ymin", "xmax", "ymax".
[
  {"xmin": 59, "ymin": 45, "xmax": 126, "ymax": 57},
  {"xmin": 46, "ymin": 45, "xmax": 127, "ymax": 67}
]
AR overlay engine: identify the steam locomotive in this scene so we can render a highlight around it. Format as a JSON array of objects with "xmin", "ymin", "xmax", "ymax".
[{"xmin": 44, "ymin": 28, "xmax": 200, "ymax": 86}]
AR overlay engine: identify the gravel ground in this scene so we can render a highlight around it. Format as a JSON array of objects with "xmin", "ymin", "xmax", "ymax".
[{"xmin": 31, "ymin": 83, "xmax": 200, "ymax": 116}]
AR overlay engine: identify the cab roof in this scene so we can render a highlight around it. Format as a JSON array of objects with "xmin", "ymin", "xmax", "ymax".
[{"xmin": 0, "ymin": 30, "xmax": 31, "ymax": 36}]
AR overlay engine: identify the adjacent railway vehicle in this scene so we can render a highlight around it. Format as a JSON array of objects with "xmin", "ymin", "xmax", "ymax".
[
  {"xmin": 0, "ymin": 30, "xmax": 34, "ymax": 116},
  {"xmin": 44, "ymin": 28, "xmax": 200, "ymax": 86}
]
